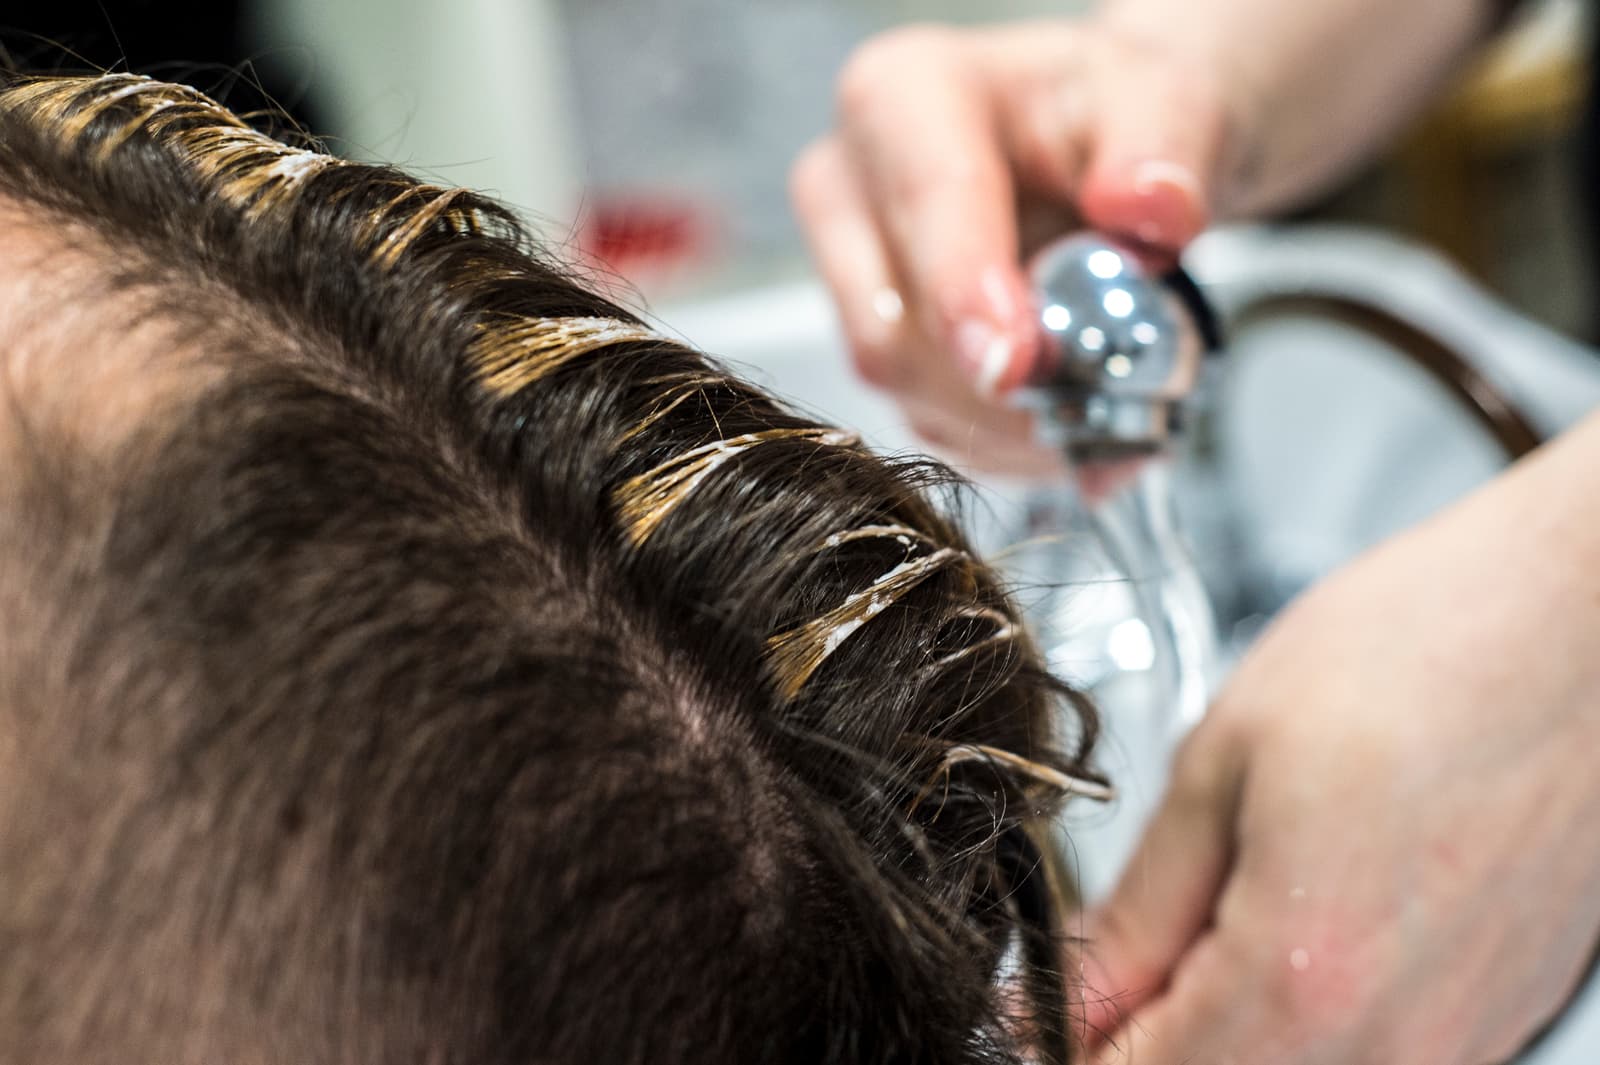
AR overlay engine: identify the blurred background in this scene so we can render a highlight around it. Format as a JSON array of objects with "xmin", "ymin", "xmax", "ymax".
[{"xmin": 0, "ymin": 0, "xmax": 1590, "ymax": 334}]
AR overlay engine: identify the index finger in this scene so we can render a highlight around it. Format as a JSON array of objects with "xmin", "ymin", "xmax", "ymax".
[
  {"xmin": 1085, "ymin": 933, "xmax": 1248, "ymax": 1065},
  {"xmin": 835, "ymin": 26, "xmax": 1041, "ymax": 394},
  {"xmin": 1078, "ymin": 725, "xmax": 1247, "ymax": 1044}
]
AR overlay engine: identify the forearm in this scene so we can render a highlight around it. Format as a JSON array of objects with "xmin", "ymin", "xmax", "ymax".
[
  {"xmin": 1094, "ymin": 0, "xmax": 1511, "ymax": 215},
  {"xmin": 1485, "ymin": 410, "xmax": 1600, "ymax": 621},
  {"xmin": 1423, "ymin": 409, "xmax": 1600, "ymax": 735}
]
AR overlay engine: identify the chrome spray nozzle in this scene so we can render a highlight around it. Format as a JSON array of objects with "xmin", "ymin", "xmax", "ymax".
[
  {"xmin": 1015, "ymin": 233, "xmax": 1224, "ymax": 899},
  {"xmin": 1025, "ymin": 233, "xmax": 1220, "ymax": 461}
]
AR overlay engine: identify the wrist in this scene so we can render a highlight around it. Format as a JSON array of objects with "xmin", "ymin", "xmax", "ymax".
[
  {"xmin": 1444, "ymin": 412, "xmax": 1600, "ymax": 718},
  {"xmin": 1092, "ymin": 0, "xmax": 1495, "ymax": 216},
  {"xmin": 1492, "ymin": 411, "xmax": 1600, "ymax": 571}
]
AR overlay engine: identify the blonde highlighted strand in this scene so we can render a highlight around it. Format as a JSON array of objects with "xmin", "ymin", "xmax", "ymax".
[
  {"xmin": 470, "ymin": 316, "xmax": 671, "ymax": 398},
  {"xmin": 615, "ymin": 427, "xmax": 861, "ymax": 545},
  {"xmin": 766, "ymin": 546, "xmax": 964, "ymax": 700}
]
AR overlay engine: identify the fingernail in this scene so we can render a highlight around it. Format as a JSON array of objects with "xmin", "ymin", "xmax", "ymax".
[
  {"xmin": 1127, "ymin": 160, "xmax": 1207, "ymax": 248},
  {"xmin": 953, "ymin": 319, "xmax": 1013, "ymax": 398},
  {"xmin": 871, "ymin": 286, "xmax": 905, "ymax": 326}
]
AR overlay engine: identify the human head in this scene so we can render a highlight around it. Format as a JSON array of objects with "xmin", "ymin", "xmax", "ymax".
[{"xmin": 0, "ymin": 73, "xmax": 1102, "ymax": 1063}]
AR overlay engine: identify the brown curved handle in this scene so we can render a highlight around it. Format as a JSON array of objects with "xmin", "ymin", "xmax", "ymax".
[{"xmin": 1233, "ymin": 294, "xmax": 1545, "ymax": 460}]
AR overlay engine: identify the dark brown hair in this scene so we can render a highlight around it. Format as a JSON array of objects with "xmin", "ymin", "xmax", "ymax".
[{"xmin": 0, "ymin": 73, "xmax": 1102, "ymax": 1064}]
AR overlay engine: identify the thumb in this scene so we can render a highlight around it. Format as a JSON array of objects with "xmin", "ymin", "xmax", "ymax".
[
  {"xmin": 1074, "ymin": 727, "xmax": 1245, "ymax": 1050},
  {"xmin": 1076, "ymin": 48, "xmax": 1231, "ymax": 258}
]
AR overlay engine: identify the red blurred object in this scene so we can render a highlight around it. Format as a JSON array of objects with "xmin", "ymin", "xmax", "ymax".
[{"xmin": 577, "ymin": 194, "xmax": 718, "ymax": 285}]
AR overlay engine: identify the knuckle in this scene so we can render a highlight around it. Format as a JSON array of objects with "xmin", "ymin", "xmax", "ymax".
[
  {"xmin": 1165, "ymin": 721, "xmax": 1234, "ymax": 804},
  {"xmin": 903, "ymin": 412, "xmax": 951, "ymax": 449},
  {"xmin": 1251, "ymin": 929, "xmax": 1380, "ymax": 1054},
  {"xmin": 847, "ymin": 336, "xmax": 905, "ymax": 390},
  {"xmin": 836, "ymin": 23, "xmax": 958, "ymax": 118},
  {"xmin": 787, "ymin": 141, "xmax": 834, "ymax": 217},
  {"xmin": 1164, "ymin": 730, "xmax": 1210, "ymax": 796},
  {"xmin": 1011, "ymin": 117, "xmax": 1084, "ymax": 196},
  {"xmin": 882, "ymin": 155, "xmax": 984, "ymax": 214},
  {"xmin": 1085, "ymin": 902, "xmax": 1147, "ymax": 978},
  {"xmin": 834, "ymin": 46, "xmax": 885, "ymax": 119},
  {"xmin": 1256, "ymin": 962, "xmax": 1341, "ymax": 1047}
]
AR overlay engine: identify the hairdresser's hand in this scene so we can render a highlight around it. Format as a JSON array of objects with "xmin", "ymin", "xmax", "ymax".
[
  {"xmin": 789, "ymin": 18, "xmax": 1237, "ymax": 473},
  {"xmin": 1079, "ymin": 416, "xmax": 1600, "ymax": 1065}
]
